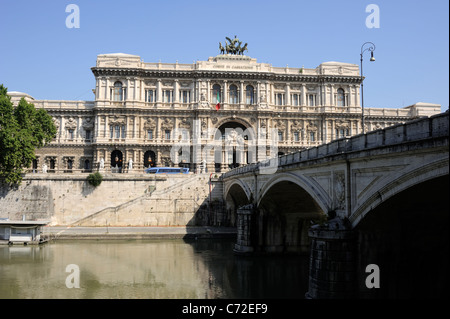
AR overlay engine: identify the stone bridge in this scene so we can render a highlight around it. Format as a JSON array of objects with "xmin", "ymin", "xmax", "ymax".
[{"xmin": 222, "ymin": 112, "xmax": 449, "ymax": 298}]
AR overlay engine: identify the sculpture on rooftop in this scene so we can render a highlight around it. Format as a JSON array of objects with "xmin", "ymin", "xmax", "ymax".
[{"xmin": 219, "ymin": 36, "xmax": 248, "ymax": 55}]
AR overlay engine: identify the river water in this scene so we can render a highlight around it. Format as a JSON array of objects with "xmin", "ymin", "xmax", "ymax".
[{"xmin": 0, "ymin": 239, "xmax": 310, "ymax": 299}]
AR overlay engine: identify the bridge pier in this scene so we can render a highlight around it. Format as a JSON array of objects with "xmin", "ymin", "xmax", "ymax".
[
  {"xmin": 306, "ymin": 217, "xmax": 357, "ymax": 299},
  {"xmin": 233, "ymin": 204, "xmax": 256, "ymax": 254}
]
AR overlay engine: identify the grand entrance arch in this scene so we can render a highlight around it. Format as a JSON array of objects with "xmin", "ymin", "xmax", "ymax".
[{"xmin": 214, "ymin": 121, "xmax": 255, "ymax": 172}]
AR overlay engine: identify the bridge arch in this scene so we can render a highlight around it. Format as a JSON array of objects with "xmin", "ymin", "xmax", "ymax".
[
  {"xmin": 355, "ymin": 173, "xmax": 449, "ymax": 298},
  {"xmin": 256, "ymin": 172, "xmax": 328, "ymax": 253},
  {"xmin": 257, "ymin": 172, "xmax": 330, "ymax": 213},
  {"xmin": 224, "ymin": 180, "xmax": 251, "ymax": 227},
  {"xmin": 351, "ymin": 157, "xmax": 449, "ymax": 228}
]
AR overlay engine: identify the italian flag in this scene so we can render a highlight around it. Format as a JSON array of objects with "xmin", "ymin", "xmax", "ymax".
[{"xmin": 215, "ymin": 91, "xmax": 220, "ymax": 110}]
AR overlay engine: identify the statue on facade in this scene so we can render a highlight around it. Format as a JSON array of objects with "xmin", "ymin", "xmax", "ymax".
[
  {"xmin": 99, "ymin": 158, "xmax": 105, "ymax": 170},
  {"xmin": 128, "ymin": 158, "xmax": 133, "ymax": 170},
  {"xmin": 42, "ymin": 163, "xmax": 47, "ymax": 174}
]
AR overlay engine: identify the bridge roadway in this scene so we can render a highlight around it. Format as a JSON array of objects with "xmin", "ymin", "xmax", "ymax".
[{"xmin": 221, "ymin": 112, "xmax": 449, "ymax": 298}]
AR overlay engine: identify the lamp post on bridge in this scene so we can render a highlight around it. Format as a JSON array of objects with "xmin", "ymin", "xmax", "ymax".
[{"xmin": 360, "ymin": 42, "xmax": 376, "ymax": 134}]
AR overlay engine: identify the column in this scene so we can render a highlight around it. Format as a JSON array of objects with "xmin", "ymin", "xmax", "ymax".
[
  {"xmin": 140, "ymin": 79, "xmax": 144, "ymax": 102},
  {"xmin": 257, "ymin": 81, "xmax": 261, "ymax": 105},
  {"xmin": 240, "ymin": 81, "xmax": 244, "ymax": 106},
  {"xmin": 223, "ymin": 80, "xmax": 228, "ymax": 105},
  {"xmin": 330, "ymin": 85, "xmax": 335, "ymax": 106},
  {"xmin": 348, "ymin": 85, "xmax": 353, "ymax": 107},
  {"xmin": 285, "ymin": 83, "xmax": 290, "ymax": 106},
  {"xmin": 301, "ymin": 84, "xmax": 306, "ymax": 106},
  {"xmin": 174, "ymin": 79, "xmax": 179, "ymax": 104},
  {"xmin": 206, "ymin": 79, "xmax": 210, "ymax": 103},
  {"xmin": 133, "ymin": 77, "xmax": 138, "ymax": 101},
  {"xmin": 125, "ymin": 77, "xmax": 131, "ymax": 101},
  {"xmin": 156, "ymin": 79, "xmax": 162, "ymax": 103},
  {"xmin": 189, "ymin": 81, "xmax": 196, "ymax": 102},
  {"xmin": 105, "ymin": 77, "xmax": 111, "ymax": 101}
]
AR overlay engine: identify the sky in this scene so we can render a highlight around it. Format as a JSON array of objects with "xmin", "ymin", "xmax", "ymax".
[{"xmin": 1, "ymin": 0, "xmax": 448, "ymax": 111}]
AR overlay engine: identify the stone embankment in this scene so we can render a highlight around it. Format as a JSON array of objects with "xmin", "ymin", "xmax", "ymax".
[{"xmin": 0, "ymin": 173, "xmax": 226, "ymax": 227}]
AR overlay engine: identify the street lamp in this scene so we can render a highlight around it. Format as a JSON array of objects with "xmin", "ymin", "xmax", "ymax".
[{"xmin": 360, "ymin": 42, "xmax": 376, "ymax": 134}]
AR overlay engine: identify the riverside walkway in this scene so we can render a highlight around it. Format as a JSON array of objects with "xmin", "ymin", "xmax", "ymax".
[{"xmin": 42, "ymin": 226, "xmax": 237, "ymax": 240}]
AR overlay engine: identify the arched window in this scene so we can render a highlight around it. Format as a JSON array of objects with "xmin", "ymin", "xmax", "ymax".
[
  {"xmin": 337, "ymin": 88, "xmax": 345, "ymax": 107},
  {"xmin": 212, "ymin": 84, "xmax": 221, "ymax": 104},
  {"xmin": 245, "ymin": 85, "xmax": 255, "ymax": 104},
  {"xmin": 229, "ymin": 84, "xmax": 238, "ymax": 104},
  {"xmin": 113, "ymin": 81, "xmax": 124, "ymax": 101}
]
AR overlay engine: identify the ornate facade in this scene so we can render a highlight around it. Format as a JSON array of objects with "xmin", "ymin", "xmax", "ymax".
[{"xmin": 9, "ymin": 53, "xmax": 441, "ymax": 174}]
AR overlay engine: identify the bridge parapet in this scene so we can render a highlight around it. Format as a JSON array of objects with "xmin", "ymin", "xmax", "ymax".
[{"xmin": 223, "ymin": 112, "xmax": 449, "ymax": 180}]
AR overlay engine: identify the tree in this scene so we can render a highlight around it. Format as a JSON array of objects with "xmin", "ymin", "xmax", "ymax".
[
  {"xmin": 87, "ymin": 172, "xmax": 103, "ymax": 187},
  {"xmin": 0, "ymin": 85, "xmax": 57, "ymax": 185}
]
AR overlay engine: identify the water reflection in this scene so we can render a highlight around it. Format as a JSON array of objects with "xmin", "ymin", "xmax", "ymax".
[{"xmin": 0, "ymin": 239, "xmax": 309, "ymax": 299}]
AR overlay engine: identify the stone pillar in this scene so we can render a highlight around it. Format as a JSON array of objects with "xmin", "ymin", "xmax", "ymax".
[
  {"xmin": 301, "ymin": 84, "xmax": 306, "ymax": 106},
  {"xmin": 223, "ymin": 80, "xmax": 228, "ymax": 105},
  {"xmin": 233, "ymin": 204, "xmax": 255, "ymax": 254},
  {"xmin": 285, "ymin": 83, "xmax": 290, "ymax": 106},
  {"xmin": 306, "ymin": 217, "xmax": 357, "ymax": 299},
  {"xmin": 240, "ymin": 81, "xmax": 244, "ymax": 107},
  {"xmin": 156, "ymin": 79, "xmax": 162, "ymax": 103}
]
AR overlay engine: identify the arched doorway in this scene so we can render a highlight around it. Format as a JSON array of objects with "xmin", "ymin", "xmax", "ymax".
[
  {"xmin": 111, "ymin": 150, "xmax": 123, "ymax": 172},
  {"xmin": 144, "ymin": 150, "xmax": 156, "ymax": 168},
  {"xmin": 214, "ymin": 121, "xmax": 254, "ymax": 172}
]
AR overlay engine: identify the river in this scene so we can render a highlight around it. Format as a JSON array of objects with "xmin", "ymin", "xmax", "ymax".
[{"xmin": 0, "ymin": 239, "xmax": 310, "ymax": 299}]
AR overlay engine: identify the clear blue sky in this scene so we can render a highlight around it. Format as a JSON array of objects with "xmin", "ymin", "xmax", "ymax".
[{"xmin": 1, "ymin": 0, "xmax": 448, "ymax": 111}]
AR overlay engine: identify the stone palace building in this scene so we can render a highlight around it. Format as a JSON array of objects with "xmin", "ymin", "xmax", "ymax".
[{"xmin": 9, "ymin": 52, "xmax": 441, "ymax": 174}]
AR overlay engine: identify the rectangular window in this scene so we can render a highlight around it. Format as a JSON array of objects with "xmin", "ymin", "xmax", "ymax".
[
  {"xmin": 146, "ymin": 89, "xmax": 156, "ymax": 103},
  {"xmin": 163, "ymin": 90, "xmax": 173, "ymax": 103},
  {"xmin": 115, "ymin": 126, "xmax": 120, "ymax": 139},
  {"xmin": 121, "ymin": 125, "xmax": 126, "ymax": 139},
  {"xmin": 246, "ymin": 90, "xmax": 254, "ymax": 104},
  {"xmin": 110, "ymin": 126, "xmax": 113, "ymax": 138},
  {"xmin": 85, "ymin": 130, "xmax": 91, "ymax": 140},
  {"xmin": 335, "ymin": 128, "xmax": 350, "ymax": 138},
  {"xmin": 278, "ymin": 131, "xmax": 283, "ymax": 141},
  {"xmin": 308, "ymin": 94, "xmax": 316, "ymax": 106},
  {"xmin": 291, "ymin": 94, "xmax": 299, "ymax": 106},
  {"xmin": 276, "ymin": 93, "xmax": 285, "ymax": 106},
  {"xmin": 165, "ymin": 130, "xmax": 171, "ymax": 140},
  {"xmin": 310, "ymin": 131, "xmax": 316, "ymax": 142},
  {"xmin": 68, "ymin": 129, "xmax": 74, "ymax": 140},
  {"xmin": 147, "ymin": 129, "xmax": 153, "ymax": 140},
  {"xmin": 180, "ymin": 90, "xmax": 191, "ymax": 103},
  {"xmin": 293, "ymin": 131, "xmax": 300, "ymax": 141}
]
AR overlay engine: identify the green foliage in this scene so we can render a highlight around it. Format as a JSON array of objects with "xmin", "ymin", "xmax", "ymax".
[
  {"xmin": 87, "ymin": 172, "xmax": 103, "ymax": 187},
  {"xmin": 0, "ymin": 84, "xmax": 57, "ymax": 185}
]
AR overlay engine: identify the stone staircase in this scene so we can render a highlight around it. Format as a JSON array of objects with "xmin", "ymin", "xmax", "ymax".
[{"xmin": 71, "ymin": 174, "xmax": 213, "ymax": 226}]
